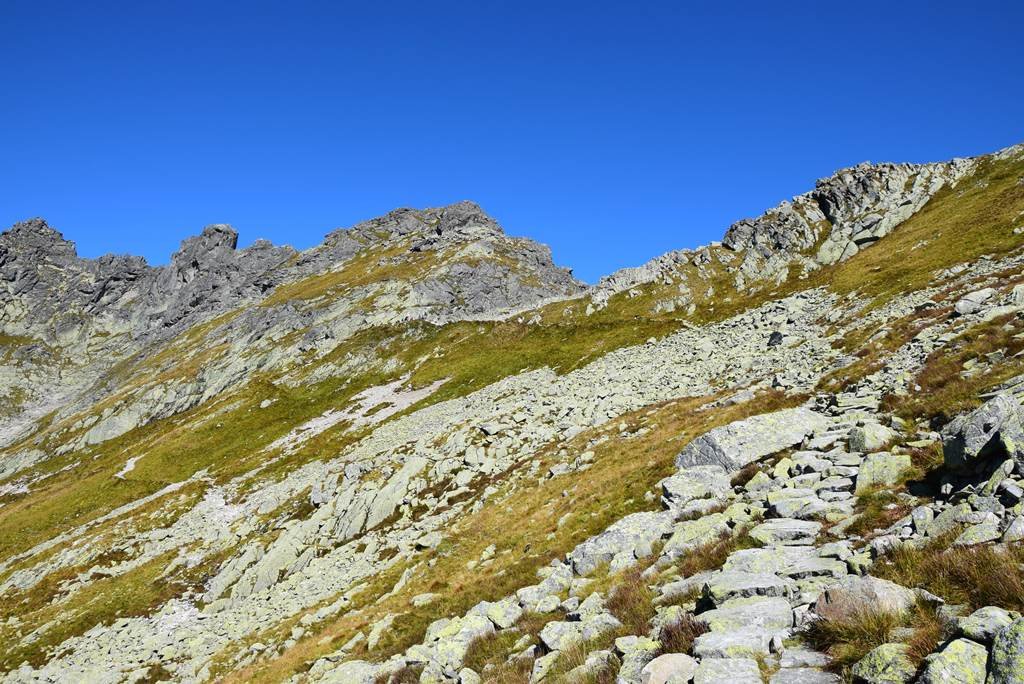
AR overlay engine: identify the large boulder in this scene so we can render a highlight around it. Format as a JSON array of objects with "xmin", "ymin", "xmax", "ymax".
[
  {"xmin": 675, "ymin": 408, "xmax": 828, "ymax": 471},
  {"xmin": 813, "ymin": 576, "xmax": 916, "ymax": 622},
  {"xmin": 850, "ymin": 643, "xmax": 915, "ymax": 683},
  {"xmin": 568, "ymin": 511, "xmax": 675, "ymax": 575},
  {"xmin": 958, "ymin": 606, "xmax": 1015, "ymax": 644},
  {"xmin": 942, "ymin": 395, "xmax": 1024, "ymax": 473},
  {"xmin": 990, "ymin": 617, "xmax": 1024, "ymax": 684},
  {"xmin": 848, "ymin": 423, "xmax": 897, "ymax": 453},
  {"xmin": 693, "ymin": 657, "xmax": 762, "ymax": 684},
  {"xmin": 640, "ymin": 653, "xmax": 698, "ymax": 684},
  {"xmin": 919, "ymin": 638, "xmax": 987, "ymax": 684},
  {"xmin": 854, "ymin": 452, "xmax": 912, "ymax": 494},
  {"xmin": 954, "ymin": 288, "xmax": 996, "ymax": 315},
  {"xmin": 660, "ymin": 465, "xmax": 731, "ymax": 511}
]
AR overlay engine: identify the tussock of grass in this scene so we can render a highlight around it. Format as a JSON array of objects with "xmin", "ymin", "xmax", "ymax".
[
  {"xmin": 605, "ymin": 565, "xmax": 657, "ymax": 635},
  {"xmin": 845, "ymin": 488, "xmax": 915, "ymax": 538},
  {"xmin": 655, "ymin": 614, "xmax": 708, "ymax": 656},
  {"xmin": 462, "ymin": 629, "xmax": 528, "ymax": 674},
  {"xmin": 804, "ymin": 605, "xmax": 904, "ymax": 671},
  {"xmin": 546, "ymin": 635, "xmax": 619, "ymax": 682},
  {"xmin": 804, "ymin": 599, "xmax": 942, "ymax": 676},
  {"xmin": 874, "ymin": 539, "xmax": 1024, "ymax": 612}
]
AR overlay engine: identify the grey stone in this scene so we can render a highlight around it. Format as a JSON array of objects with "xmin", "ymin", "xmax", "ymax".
[
  {"xmin": 989, "ymin": 617, "xmax": 1024, "ymax": 684},
  {"xmin": 813, "ymin": 576, "xmax": 916, "ymax": 622},
  {"xmin": 850, "ymin": 643, "xmax": 915, "ymax": 683},
  {"xmin": 692, "ymin": 657, "xmax": 762, "ymax": 684},
  {"xmin": 919, "ymin": 637, "xmax": 987, "ymax": 684},
  {"xmin": 568, "ymin": 510, "xmax": 675, "ymax": 575},
  {"xmin": 675, "ymin": 408, "xmax": 829, "ymax": 471},
  {"xmin": 848, "ymin": 423, "xmax": 897, "ymax": 453},
  {"xmin": 640, "ymin": 653, "xmax": 698, "ymax": 684},
  {"xmin": 943, "ymin": 394, "xmax": 1024, "ymax": 473},
  {"xmin": 855, "ymin": 452, "xmax": 911, "ymax": 494},
  {"xmin": 749, "ymin": 518, "xmax": 821, "ymax": 546}
]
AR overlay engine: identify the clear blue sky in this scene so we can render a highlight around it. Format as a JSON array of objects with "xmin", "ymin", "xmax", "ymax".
[{"xmin": 1, "ymin": 2, "xmax": 1021, "ymax": 282}]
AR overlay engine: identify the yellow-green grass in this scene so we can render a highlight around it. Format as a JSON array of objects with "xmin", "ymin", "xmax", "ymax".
[{"xmin": 885, "ymin": 311, "xmax": 1024, "ymax": 423}]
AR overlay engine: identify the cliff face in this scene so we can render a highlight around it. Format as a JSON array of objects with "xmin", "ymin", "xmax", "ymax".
[{"xmin": 2, "ymin": 143, "xmax": 1024, "ymax": 684}]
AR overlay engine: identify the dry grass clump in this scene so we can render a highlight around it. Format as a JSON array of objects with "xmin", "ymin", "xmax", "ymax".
[
  {"xmin": 462, "ymin": 629, "xmax": 529, "ymax": 674},
  {"xmin": 874, "ymin": 539, "xmax": 1024, "ymax": 612},
  {"xmin": 803, "ymin": 599, "xmax": 943, "ymax": 675},
  {"xmin": 373, "ymin": 663, "xmax": 424, "ymax": 684},
  {"xmin": 803, "ymin": 605, "xmax": 904, "ymax": 671},
  {"xmin": 845, "ymin": 488, "xmax": 915, "ymax": 538},
  {"xmin": 887, "ymin": 311, "xmax": 1024, "ymax": 424},
  {"xmin": 605, "ymin": 566, "xmax": 657, "ymax": 635},
  {"xmin": 546, "ymin": 637, "xmax": 619, "ymax": 683},
  {"xmin": 656, "ymin": 614, "xmax": 709, "ymax": 656},
  {"xmin": 730, "ymin": 462, "xmax": 760, "ymax": 488}
]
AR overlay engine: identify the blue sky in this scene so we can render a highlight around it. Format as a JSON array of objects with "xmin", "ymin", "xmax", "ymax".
[{"xmin": 1, "ymin": 2, "xmax": 1021, "ymax": 282}]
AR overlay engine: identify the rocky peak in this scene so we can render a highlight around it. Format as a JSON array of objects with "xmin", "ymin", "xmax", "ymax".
[
  {"xmin": 167, "ymin": 224, "xmax": 241, "ymax": 285},
  {"xmin": 0, "ymin": 217, "xmax": 79, "ymax": 264}
]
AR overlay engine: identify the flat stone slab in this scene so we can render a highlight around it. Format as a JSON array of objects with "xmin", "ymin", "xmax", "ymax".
[
  {"xmin": 693, "ymin": 627, "xmax": 777, "ymax": 658},
  {"xmin": 703, "ymin": 570, "xmax": 798, "ymax": 604},
  {"xmin": 675, "ymin": 408, "xmax": 829, "ymax": 471},
  {"xmin": 749, "ymin": 518, "xmax": 821, "ymax": 546},
  {"xmin": 693, "ymin": 657, "xmax": 763, "ymax": 684},
  {"xmin": 699, "ymin": 595, "xmax": 794, "ymax": 632},
  {"xmin": 770, "ymin": 668, "xmax": 842, "ymax": 683}
]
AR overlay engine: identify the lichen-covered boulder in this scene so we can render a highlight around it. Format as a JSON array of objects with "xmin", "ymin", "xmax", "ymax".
[
  {"xmin": 942, "ymin": 394, "xmax": 1024, "ymax": 473},
  {"xmin": 848, "ymin": 423, "xmax": 897, "ymax": 453},
  {"xmin": 854, "ymin": 452, "xmax": 911, "ymax": 494},
  {"xmin": 568, "ymin": 510, "xmax": 674, "ymax": 575},
  {"xmin": 640, "ymin": 653, "xmax": 698, "ymax": 684},
  {"xmin": 813, "ymin": 575, "xmax": 915, "ymax": 622},
  {"xmin": 850, "ymin": 643, "xmax": 915, "ymax": 683},
  {"xmin": 919, "ymin": 638, "xmax": 987, "ymax": 684},
  {"xmin": 660, "ymin": 465, "xmax": 731, "ymax": 511},
  {"xmin": 959, "ymin": 605, "xmax": 1014, "ymax": 644},
  {"xmin": 990, "ymin": 617, "xmax": 1024, "ymax": 684},
  {"xmin": 693, "ymin": 657, "xmax": 762, "ymax": 684}
]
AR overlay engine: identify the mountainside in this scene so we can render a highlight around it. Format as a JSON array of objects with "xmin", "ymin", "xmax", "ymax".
[{"xmin": 3, "ymin": 143, "xmax": 1024, "ymax": 684}]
